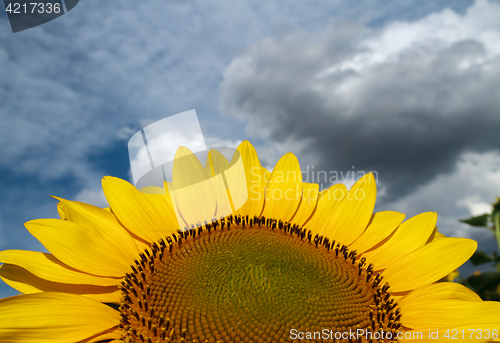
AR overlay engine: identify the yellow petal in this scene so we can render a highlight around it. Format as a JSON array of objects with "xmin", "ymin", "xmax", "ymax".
[
  {"xmin": 382, "ymin": 237, "xmax": 477, "ymax": 292},
  {"xmin": 205, "ymin": 152, "xmax": 233, "ymax": 215},
  {"xmin": 349, "ymin": 211, "xmax": 405, "ymax": 253},
  {"xmin": 139, "ymin": 185, "xmax": 166, "ymax": 194},
  {"xmin": 261, "ymin": 153, "xmax": 302, "ymax": 222},
  {"xmin": 441, "ymin": 269, "xmax": 460, "ymax": 282},
  {"xmin": 290, "ymin": 183, "xmax": 320, "ymax": 226},
  {"xmin": 170, "ymin": 147, "xmax": 217, "ymax": 226},
  {"xmin": 102, "ymin": 176, "xmax": 167, "ymax": 243},
  {"xmin": 434, "ymin": 232, "xmax": 446, "ymax": 239},
  {"xmin": 57, "ymin": 202, "xmax": 66, "ymax": 219},
  {"xmin": 224, "ymin": 151, "xmax": 249, "ymax": 214},
  {"xmin": 427, "ymin": 229, "xmax": 447, "ymax": 243},
  {"xmin": 130, "ymin": 235, "xmax": 151, "ymax": 254},
  {"xmin": 206, "ymin": 149, "xmax": 230, "ymax": 176},
  {"xmin": 321, "ymin": 173, "xmax": 377, "ymax": 245},
  {"xmin": 140, "ymin": 184, "xmax": 180, "ymax": 230},
  {"xmin": 204, "ymin": 149, "xmax": 234, "ymax": 216},
  {"xmin": 262, "ymin": 167, "xmax": 271, "ymax": 182},
  {"xmin": 78, "ymin": 328, "xmax": 122, "ymax": 343},
  {"xmin": 0, "ymin": 292, "xmax": 120, "ymax": 343},
  {"xmin": 362, "ymin": 212, "xmax": 437, "ymax": 270},
  {"xmin": 25, "ymin": 219, "xmax": 132, "ymax": 277},
  {"xmin": 399, "ymin": 283, "xmax": 482, "ymax": 307},
  {"xmin": 211, "ymin": 174, "xmax": 234, "ymax": 219},
  {"xmin": 305, "ymin": 183, "xmax": 347, "ymax": 234},
  {"xmin": 0, "ymin": 264, "xmax": 120, "ymax": 303},
  {"xmin": 141, "ymin": 190, "xmax": 180, "ymax": 236},
  {"xmin": 231, "ymin": 141, "xmax": 266, "ymax": 218},
  {"xmin": 55, "ymin": 197, "xmax": 140, "ymax": 260},
  {"xmin": 0, "ymin": 250, "xmax": 120, "ymax": 286},
  {"xmin": 400, "ymin": 298, "xmax": 500, "ymax": 329}
]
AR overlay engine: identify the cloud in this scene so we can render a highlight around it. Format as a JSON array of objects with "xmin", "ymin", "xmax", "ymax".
[
  {"xmin": 0, "ymin": 0, "xmax": 476, "ymax": 183},
  {"xmin": 380, "ymin": 150, "xmax": 500, "ymax": 229},
  {"xmin": 376, "ymin": 150, "xmax": 500, "ymax": 265},
  {"xmin": 0, "ymin": 1, "xmax": 257, "ymax": 187},
  {"xmin": 73, "ymin": 188, "xmax": 108, "ymax": 208},
  {"xmin": 457, "ymin": 196, "xmax": 492, "ymax": 216},
  {"xmin": 220, "ymin": 0, "xmax": 500, "ymax": 200}
]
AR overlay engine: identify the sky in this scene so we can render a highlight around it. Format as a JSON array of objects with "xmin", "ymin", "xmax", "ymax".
[{"xmin": 1, "ymin": 0, "xmax": 500, "ymax": 298}]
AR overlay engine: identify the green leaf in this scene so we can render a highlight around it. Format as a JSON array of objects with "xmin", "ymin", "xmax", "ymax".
[
  {"xmin": 465, "ymin": 272, "xmax": 500, "ymax": 299},
  {"xmin": 493, "ymin": 251, "xmax": 500, "ymax": 262},
  {"xmin": 492, "ymin": 198, "xmax": 500, "ymax": 215},
  {"xmin": 469, "ymin": 250, "xmax": 494, "ymax": 265},
  {"xmin": 460, "ymin": 214, "xmax": 490, "ymax": 227}
]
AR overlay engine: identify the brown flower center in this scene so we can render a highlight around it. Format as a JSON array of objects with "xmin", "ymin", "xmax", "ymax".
[{"xmin": 119, "ymin": 216, "xmax": 402, "ymax": 343}]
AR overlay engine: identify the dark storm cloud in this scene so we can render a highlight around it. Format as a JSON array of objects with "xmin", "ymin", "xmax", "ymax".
[
  {"xmin": 220, "ymin": 0, "xmax": 500, "ymax": 200},
  {"xmin": 0, "ymin": 0, "xmax": 477, "ymax": 188}
]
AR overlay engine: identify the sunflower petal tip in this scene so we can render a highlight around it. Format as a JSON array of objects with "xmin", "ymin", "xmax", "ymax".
[
  {"xmin": 364, "ymin": 172, "xmax": 376, "ymax": 183},
  {"xmin": 23, "ymin": 219, "xmax": 40, "ymax": 230},
  {"xmin": 236, "ymin": 140, "xmax": 258, "ymax": 155},
  {"xmin": 174, "ymin": 146, "xmax": 195, "ymax": 158},
  {"xmin": 101, "ymin": 176, "xmax": 111, "ymax": 186},
  {"xmin": 468, "ymin": 238, "xmax": 478, "ymax": 250},
  {"xmin": 238, "ymin": 140, "xmax": 252, "ymax": 147},
  {"xmin": 281, "ymin": 152, "xmax": 299, "ymax": 163},
  {"xmin": 102, "ymin": 176, "xmax": 133, "ymax": 191},
  {"xmin": 392, "ymin": 211, "xmax": 405, "ymax": 221},
  {"xmin": 454, "ymin": 237, "xmax": 478, "ymax": 256},
  {"xmin": 102, "ymin": 175, "xmax": 125, "ymax": 184},
  {"xmin": 425, "ymin": 211, "xmax": 439, "ymax": 221}
]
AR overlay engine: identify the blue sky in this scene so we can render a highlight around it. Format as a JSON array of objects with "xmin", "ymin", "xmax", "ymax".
[{"xmin": 2, "ymin": 0, "xmax": 500, "ymax": 298}]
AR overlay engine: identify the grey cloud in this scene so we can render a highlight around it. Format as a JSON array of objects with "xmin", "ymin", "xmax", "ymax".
[
  {"xmin": 0, "ymin": 0, "xmax": 477, "ymax": 187},
  {"xmin": 0, "ymin": 1, "xmax": 259, "ymax": 185},
  {"xmin": 378, "ymin": 150, "xmax": 500, "ymax": 274},
  {"xmin": 220, "ymin": 0, "xmax": 500, "ymax": 200}
]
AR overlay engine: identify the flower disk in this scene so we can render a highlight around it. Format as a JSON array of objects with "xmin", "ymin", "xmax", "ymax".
[{"xmin": 119, "ymin": 216, "xmax": 401, "ymax": 343}]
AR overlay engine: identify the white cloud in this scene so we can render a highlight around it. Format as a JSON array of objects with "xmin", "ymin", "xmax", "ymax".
[
  {"xmin": 205, "ymin": 137, "xmax": 242, "ymax": 150},
  {"xmin": 357, "ymin": 0, "xmax": 500, "ymax": 68},
  {"xmin": 1, "ymin": 2, "xmax": 256, "ymax": 185},
  {"xmin": 457, "ymin": 195, "xmax": 492, "ymax": 216},
  {"xmin": 380, "ymin": 151, "xmax": 500, "ymax": 240},
  {"xmin": 220, "ymin": 0, "xmax": 500, "ymax": 201},
  {"xmin": 0, "ymin": 0, "xmax": 476, "ymax": 185},
  {"xmin": 73, "ymin": 188, "xmax": 109, "ymax": 209},
  {"xmin": 116, "ymin": 126, "xmax": 137, "ymax": 141},
  {"xmin": 219, "ymin": 0, "xmax": 500, "ymax": 249}
]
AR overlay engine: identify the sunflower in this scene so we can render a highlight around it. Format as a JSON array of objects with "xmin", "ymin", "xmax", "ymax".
[{"xmin": 0, "ymin": 141, "xmax": 499, "ymax": 343}]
